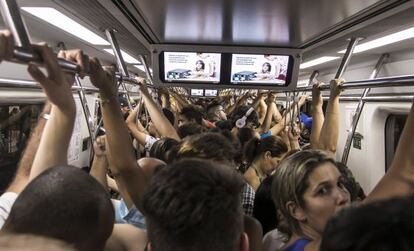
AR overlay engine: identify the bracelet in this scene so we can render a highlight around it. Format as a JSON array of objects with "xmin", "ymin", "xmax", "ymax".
[{"xmin": 41, "ymin": 113, "xmax": 51, "ymax": 120}]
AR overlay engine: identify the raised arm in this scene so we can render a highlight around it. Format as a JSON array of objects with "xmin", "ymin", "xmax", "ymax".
[
  {"xmin": 89, "ymin": 135, "xmax": 109, "ymax": 191},
  {"xmin": 259, "ymin": 93, "xmax": 276, "ymax": 133},
  {"xmin": 318, "ymin": 79, "xmax": 343, "ymax": 154},
  {"xmin": 29, "ymin": 48, "xmax": 88, "ymax": 180},
  {"xmin": 6, "ymin": 103, "xmax": 51, "ymax": 194},
  {"xmin": 269, "ymin": 95, "xmax": 307, "ymax": 136},
  {"xmin": 365, "ymin": 98, "xmax": 414, "ymax": 203},
  {"xmin": 125, "ymin": 101, "xmax": 148, "ymax": 146},
  {"xmin": 137, "ymin": 77, "xmax": 180, "ymax": 140},
  {"xmin": 89, "ymin": 60, "xmax": 147, "ymax": 212},
  {"xmin": 310, "ymin": 82, "xmax": 324, "ymax": 149}
]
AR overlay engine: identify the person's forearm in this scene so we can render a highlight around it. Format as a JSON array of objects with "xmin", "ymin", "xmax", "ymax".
[
  {"xmin": 260, "ymin": 102, "xmax": 276, "ymax": 133},
  {"xmin": 7, "ymin": 103, "xmax": 51, "ymax": 193},
  {"xmin": 310, "ymin": 101, "xmax": 324, "ymax": 149},
  {"xmin": 90, "ymin": 155, "xmax": 109, "ymax": 190},
  {"xmin": 319, "ymin": 94, "xmax": 339, "ymax": 154},
  {"xmin": 142, "ymin": 92, "xmax": 180, "ymax": 140},
  {"xmin": 30, "ymin": 104, "xmax": 76, "ymax": 180},
  {"xmin": 100, "ymin": 91, "xmax": 147, "ymax": 211},
  {"xmin": 258, "ymin": 100, "xmax": 267, "ymax": 124}
]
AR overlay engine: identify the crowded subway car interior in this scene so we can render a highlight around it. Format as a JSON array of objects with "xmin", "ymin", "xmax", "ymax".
[{"xmin": 0, "ymin": 0, "xmax": 414, "ymax": 250}]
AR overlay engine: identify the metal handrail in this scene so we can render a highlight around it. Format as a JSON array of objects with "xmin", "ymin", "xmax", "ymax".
[{"xmin": 0, "ymin": 77, "xmax": 138, "ymax": 95}]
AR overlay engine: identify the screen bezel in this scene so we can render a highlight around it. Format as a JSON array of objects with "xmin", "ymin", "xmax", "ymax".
[{"xmin": 152, "ymin": 44, "xmax": 301, "ymax": 90}]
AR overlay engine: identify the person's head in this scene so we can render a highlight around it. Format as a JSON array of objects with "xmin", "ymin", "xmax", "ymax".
[
  {"xmin": 137, "ymin": 157, "xmax": 167, "ymax": 181},
  {"xmin": 177, "ymin": 132, "xmax": 236, "ymax": 166},
  {"xmin": 335, "ymin": 162, "xmax": 366, "ymax": 202},
  {"xmin": 0, "ymin": 234, "xmax": 76, "ymax": 251},
  {"xmin": 244, "ymin": 136, "xmax": 288, "ymax": 175},
  {"xmin": 162, "ymin": 108, "xmax": 175, "ymax": 126},
  {"xmin": 237, "ymin": 128, "xmax": 259, "ymax": 150},
  {"xmin": 178, "ymin": 106, "xmax": 203, "ymax": 126},
  {"xmin": 143, "ymin": 158, "xmax": 248, "ymax": 251},
  {"xmin": 149, "ymin": 138, "xmax": 180, "ymax": 163},
  {"xmin": 2, "ymin": 165, "xmax": 114, "ymax": 251},
  {"xmin": 118, "ymin": 96, "xmax": 130, "ymax": 116},
  {"xmin": 177, "ymin": 122, "xmax": 203, "ymax": 139},
  {"xmin": 195, "ymin": 60, "xmax": 205, "ymax": 71},
  {"xmin": 253, "ymin": 176, "xmax": 278, "ymax": 235},
  {"xmin": 321, "ymin": 196, "xmax": 414, "ymax": 251},
  {"xmin": 230, "ymin": 105, "xmax": 260, "ymax": 129},
  {"xmin": 262, "ymin": 62, "xmax": 271, "ymax": 73},
  {"xmin": 206, "ymin": 102, "xmax": 227, "ymax": 122},
  {"xmin": 272, "ymin": 150, "xmax": 350, "ymax": 239}
]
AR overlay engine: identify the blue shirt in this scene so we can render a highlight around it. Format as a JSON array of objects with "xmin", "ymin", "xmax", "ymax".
[
  {"xmin": 283, "ymin": 238, "xmax": 311, "ymax": 251},
  {"xmin": 113, "ymin": 199, "xmax": 146, "ymax": 230}
]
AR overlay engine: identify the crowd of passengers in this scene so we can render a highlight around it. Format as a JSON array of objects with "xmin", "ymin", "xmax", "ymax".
[{"xmin": 0, "ymin": 29, "xmax": 413, "ymax": 251}]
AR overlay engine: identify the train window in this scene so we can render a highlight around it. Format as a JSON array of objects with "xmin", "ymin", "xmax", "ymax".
[
  {"xmin": 0, "ymin": 104, "xmax": 43, "ymax": 193},
  {"xmin": 385, "ymin": 114, "xmax": 407, "ymax": 172}
]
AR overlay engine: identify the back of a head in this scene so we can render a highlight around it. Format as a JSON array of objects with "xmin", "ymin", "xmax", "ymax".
[
  {"xmin": 180, "ymin": 106, "xmax": 203, "ymax": 125},
  {"xmin": 253, "ymin": 176, "xmax": 278, "ymax": 235},
  {"xmin": 2, "ymin": 165, "xmax": 114, "ymax": 251},
  {"xmin": 142, "ymin": 158, "xmax": 244, "ymax": 251},
  {"xmin": 335, "ymin": 162, "xmax": 365, "ymax": 201},
  {"xmin": 321, "ymin": 196, "xmax": 414, "ymax": 251},
  {"xmin": 244, "ymin": 136, "xmax": 288, "ymax": 164},
  {"xmin": 177, "ymin": 132, "xmax": 236, "ymax": 165},
  {"xmin": 177, "ymin": 122, "xmax": 203, "ymax": 139},
  {"xmin": 0, "ymin": 234, "xmax": 76, "ymax": 251},
  {"xmin": 149, "ymin": 138, "xmax": 180, "ymax": 163}
]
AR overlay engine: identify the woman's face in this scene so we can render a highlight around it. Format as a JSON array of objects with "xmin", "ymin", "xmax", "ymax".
[
  {"xmin": 262, "ymin": 64, "xmax": 270, "ymax": 73},
  {"xmin": 263, "ymin": 153, "xmax": 284, "ymax": 175},
  {"xmin": 301, "ymin": 162, "xmax": 350, "ymax": 234},
  {"xmin": 196, "ymin": 61, "xmax": 203, "ymax": 71}
]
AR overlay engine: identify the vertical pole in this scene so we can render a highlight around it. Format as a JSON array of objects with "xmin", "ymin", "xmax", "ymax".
[
  {"xmin": 341, "ymin": 54, "xmax": 389, "ymax": 164},
  {"xmin": 335, "ymin": 37, "xmax": 361, "ymax": 79},
  {"xmin": 105, "ymin": 29, "xmax": 134, "ymax": 111},
  {"xmin": 0, "ymin": 0, "xmax": 31, "ymax": 48}
]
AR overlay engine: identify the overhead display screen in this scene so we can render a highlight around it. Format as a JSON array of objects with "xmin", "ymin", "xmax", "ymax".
[
  {"xmin": 230, "ymin": 54, "xmax": 291, "ymax": 86},
  {"xmin": 204, "ymin": 89, "xmax": 218, "ymax": 97},
  {"xmin": 190, "ymin": 89, "xmax": 204, "ymax": 96},
  {"xmin": 162, "ymin": 52, "xmax": 222, "ymax": 83}
]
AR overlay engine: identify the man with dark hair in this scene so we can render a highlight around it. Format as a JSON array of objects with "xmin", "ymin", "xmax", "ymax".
[
  {"xmin": 177, "ymin": 122, "xmax": 203, "ymax": 139},
  {"xmin": 321, "ymin": 196, "xmax": 414, "ymax": 251},
  {"xmin": 178, "ymin": 105, "xmax": 204, "ymax": 126},
  {"xmin": 143, "ymin": 158, "xmax": 249, "ymax": 251},
  {"xmin": 1, "ymin": 165, "xmax": 115, "ymax": 251},
  {"xmin": 206, "ymin": 101, "xmax": 227, "ymax": 123}
]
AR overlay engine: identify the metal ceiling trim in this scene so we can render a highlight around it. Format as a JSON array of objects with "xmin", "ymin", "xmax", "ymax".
[
  {"xmin": 111, "ymin": 0, "xmax": 160, "ymax": 44},
  {"xmin": 300, "ymin": 0, "xmax": 411, "ymax": 51}
]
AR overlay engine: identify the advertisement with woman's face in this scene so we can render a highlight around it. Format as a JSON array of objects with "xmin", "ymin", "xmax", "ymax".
[
  {"xmin": 231, "ymin": 54, "xmax": 290, "ymax": 85},
  {"xmin": 164, "ymin": 52, "xmax": 221, "ymax": 83}
]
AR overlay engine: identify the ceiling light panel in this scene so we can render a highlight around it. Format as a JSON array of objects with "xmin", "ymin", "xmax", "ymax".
[
  {"xmin": 21, "ymin": 7, "xmax": 109, "ymax": 45},
  {"xmin": 104, "ymin": 49, "xmax": 140, "ymax": 64},
  {"xmin": 300, "ymin": 56, "xmax": 340, "ymax": 69}
]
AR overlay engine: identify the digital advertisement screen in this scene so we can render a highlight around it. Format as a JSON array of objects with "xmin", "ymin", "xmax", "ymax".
[
  {"xmin": 190, "ymin": 89, "xmax": 204, "ymax": 96},
  {"xmin": 204, "ymin": 89, "xmax": 218, "ymax": 97},
  {"xmin": 163, "ymin": 52, "xmax": 222, "ymax": 83},
  {"xmin": 230, "ymin": 54, "xmax": 290, "ymax": 85}
]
